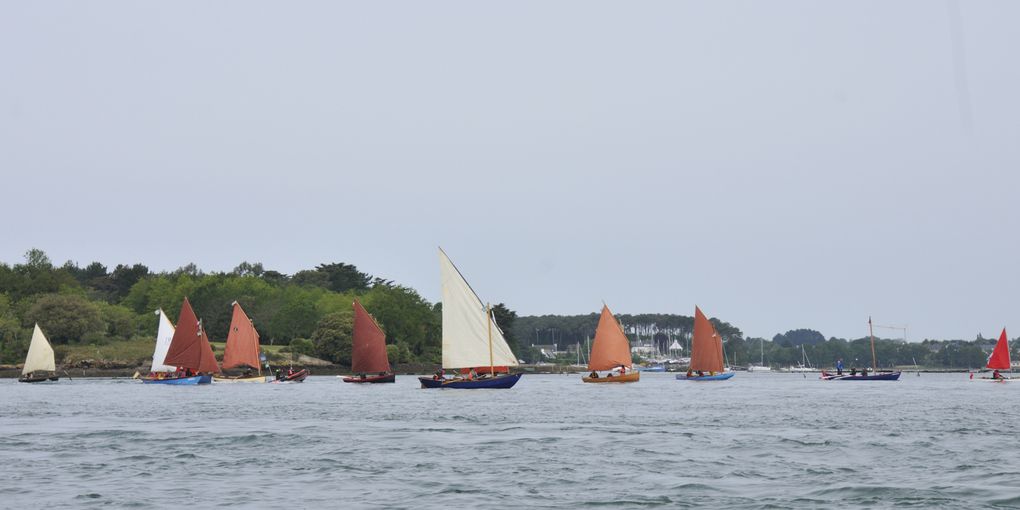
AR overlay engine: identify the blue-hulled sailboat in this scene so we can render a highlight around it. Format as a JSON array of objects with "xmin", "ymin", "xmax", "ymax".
[
  {"xmin": 677, "ymin": 306, "xmax": 734, "ymax": 381},
  {"xmin": 142, "ymin": 298, "xmax": 217, "ymax": 385}
]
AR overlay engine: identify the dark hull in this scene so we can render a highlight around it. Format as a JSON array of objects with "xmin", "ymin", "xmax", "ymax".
[
  {"xmin": 418, "ymin": 373, "xmax": 522, "ymax": 389},
  {"xmin": 343, "ymin": 373, "xmax": 395, "ymax": 383},
  {"xmin": 18, "ymin": 375, "xmax": 59, "ymax": 383},
  {"xmin": 821, "ymin": 371, "xmax": 901, "ymax": 381}
]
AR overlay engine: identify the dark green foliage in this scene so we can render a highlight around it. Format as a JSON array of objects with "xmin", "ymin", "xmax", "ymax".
[
  {"xmin": 311, "ymin": 312, "xmax": 354, "ymax": 365},
  {"xmin": 24, "ymin": 294, "xmax": 105, "ymax": 344},
  {"xmin": 294, "ymin": 263, "xmax": 371, "ymax": 293},
  {"xmin": 491, "ymin": 303, "xmax": 519, "ymax": 355},
  {"xmin": 772, "ymin": 329, "xmax": 825, "ymax": 347}
]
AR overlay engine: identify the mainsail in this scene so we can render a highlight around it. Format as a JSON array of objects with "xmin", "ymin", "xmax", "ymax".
[
  {"xmin": 151, "ymin": 309, "xmax": 177, "ymax": 372},
  {"xmin": 987, "ymin": 328, "xmax": 1011, "ymax": 370},
  {"xmin": 439, "ymin": 248, "xmax": 518, "ymax": 369},
  {"xmin": 588, "ymin": 305, "xmax": 633, "ymax": 371},
  {"xmin": 163, "ymin": 297, "xmax": 220, "ymax": 374},
  {"xmin": 352, "ymin": 300, "xmax": 392, "ymax": 374},
  {"xmin": 689, "ymin": 306, "xmax": 725, "ymax": 373},
  {"xmin": 22, "ymin": 324, "xmax": 55, "ymax": 375},
  {"xmin": 222, "ymin": 301, "xmax": 262, "ymax": 372}
]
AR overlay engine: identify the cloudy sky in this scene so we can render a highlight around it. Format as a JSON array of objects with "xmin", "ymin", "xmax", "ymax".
[{"xmin": 1, "ymin": 1, "xmax": 1017, "ymax": 341}]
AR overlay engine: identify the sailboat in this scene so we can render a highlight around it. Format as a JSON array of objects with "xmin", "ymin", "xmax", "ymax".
[
  {"xmin": 18, "ymin": 324, "xmax": 59, "ymax": 383},
  {"xmin": 676, "ymin": 306, "xmax": 734, "ymax": 381},
  {"xmin": 214, "ymin": 301, "xmax": 268, "ymax": 383},
  {"xmin": 582, "ymin": 305, "xmax": 639, "ymax": 383},
  {"xmin": 976, "ymin": 328, "xmax": 1011, "ymax": 382},
  {"xmin": 418, "ymin": 248, "xmax": 522, "ymax": 389},
  {"xmin": 747, "ymin": 337, "xmax": 771, "ymax": 372},
  {"xmin": 821, "ymin": 317, "xmax": 900, "ymax": 381},
  {"xmin": 143, "ymin": 297, "xmax": 218, "ymax": 385},
  {"xmin": 787, "ymin": 345, "xmax": 816, "ymax": 372},
  {"xmin": 343, "ymin": 300, "xmax": 395, "ymax": 383}
]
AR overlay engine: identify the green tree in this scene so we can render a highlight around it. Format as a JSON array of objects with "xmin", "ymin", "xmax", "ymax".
[
  {"xmin": 311, "ymin": 312, "xmax": 354, "ymax": 365},
  {"xmin": 25, "ymin": 294, "xmax": 104, "ymax": 344},
  {"xmin": 491, "ymin": 303, "xmax": 519, "ymax": 355}
]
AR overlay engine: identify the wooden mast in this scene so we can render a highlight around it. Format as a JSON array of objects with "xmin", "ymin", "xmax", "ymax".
[
  {"xmin": 487, "ymin": 303, "xmax": 494, "ymax": 376},
  {"xmin": 869, "ymin": 316, "xmax": 878, "ymax": 372}
]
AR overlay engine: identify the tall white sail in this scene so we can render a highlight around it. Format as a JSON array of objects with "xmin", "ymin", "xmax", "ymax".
[
  {"xmin": 439, "ymin": 248, "xmax": 519, "ymax": 369},
  {"xmin": 151, "ymin": 309, "xmax": 176, "ymax": 372},
  {"xmin": 22, "ymin": 324, "xmax": 55, "ymax": 375}
]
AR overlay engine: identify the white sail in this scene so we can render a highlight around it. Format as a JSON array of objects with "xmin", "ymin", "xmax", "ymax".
[
  {"xmin": 22, "ymin": 324, "xmax": 55, "ymax": 375},
  {"xmin": 151, "ymin": 309, "xmax": 177, "ymax": 372},
  {"xmin": 439, "ymin": 248, "xmax": 519, "ymax": 369}
]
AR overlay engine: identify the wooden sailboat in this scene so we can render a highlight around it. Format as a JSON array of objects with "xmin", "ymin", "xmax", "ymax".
[
  {"xmin": 18, "ymin": 324, "xmax": 59, "ymax": 383},
  {"xmin": 676, "ymin": 306, "xmax": 734, "ymax": 381},
  {"xmin": 214, "ymin": 301, "xmax": 268, "ymax": 383},
  {"xmin": 821, "ymin": 317, "xmax": 901, "ymax": 381},
  {"xmin": 582, "ymin": 305, "xmax": 639, "ymax": 383},
  {"xmin": 418, "ymin": 248, "xmax": 522, "ymax": 389},
  {"xmin": 343, "ymin": 300, "xmax": 395, "ymax": 383},
  {"xmin": 976, "ymin": 328, "xmax": 1011, "ymax": 382},
  {"xmin": 143, "ymin": 297, "xmax": 218, "ymax": 385}
]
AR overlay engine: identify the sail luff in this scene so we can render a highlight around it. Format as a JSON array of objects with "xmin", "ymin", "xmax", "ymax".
[
  {"xmin": 987, "ymin": 328, "xmax": 1011, "ymax": 370},
  {"xmin": 438, "ymin": 248, "xmax": 518, "ymax": 369},
  {"xmin": 351, "ymin": 300, "xmax": 392, "ymax": 374},
  {"xmin": 22, "ymin": 324, "xmax": 56, "ymax": 375},
  {"xmin": 150, "ymin": 309, "xmax": 177, "ymax": 372},
  {"xmin": 587, "ymin": 305, "xmax": 633, "ymax": 371},
  {"xmin": 222, "ymin": 302, "xmax": 262, "ymax": 371}
]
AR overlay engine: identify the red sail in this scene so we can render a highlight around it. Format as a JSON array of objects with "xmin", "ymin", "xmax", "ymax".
[
  {"xmin": 987, "ymin": 328, "xmax": 1011, "ymax": 370},
  {"xmin": 690, "ymin": 306, "xmax": 725, "ymax": 373},
  {"xmin": 351, "ymin": 300, "xmax": 392, "ymax": 374},
  {"xmin": 163, "ymin": 297, "xmax": 220, "ymax": 374},
  {"xmin": 222, "ymin": 302, "xmax": 262, "ymax": 372},
  {"xmin": 587, "ymin": 305, "xmax": 633, "ymax": 371}
]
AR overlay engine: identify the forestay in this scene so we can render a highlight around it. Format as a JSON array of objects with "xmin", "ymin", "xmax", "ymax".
[
  {"xmin": 23, "ymin": 324, "xmax": 56, "ymax": 375},
  {"xmin": 439, "ymin": 248, "xmax": 518, "ymax": 370}
]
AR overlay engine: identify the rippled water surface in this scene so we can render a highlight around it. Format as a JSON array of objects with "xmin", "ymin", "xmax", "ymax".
[{"xmin": 2, "ymin": 373, "xmax": 1019, "ymax": 508}]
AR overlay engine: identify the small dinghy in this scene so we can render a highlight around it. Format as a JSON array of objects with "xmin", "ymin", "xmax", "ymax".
[
  {"xmin": 18, "ymin": 324, "xmax": 59, "ymax": 383},
  {"xmin": 142, "ymin": 298, "xmax": 218, "ymax": 385},
  {"xmin": 971, "ymin": 328, "xmax": 1012, "ymax": 383},
  {"xmin": 342, "ymin": 300, "xmax": 395, "ymax": 384},
  {"xmin": 582, "ymin": 305, "xmax": 640, "ymax": 384},
  {"xmin": 272, "ymin": 368, "xmax": 309, "ymax": 383},
  {"xmin": 676, "ymin": 306, "xmax": 734, "ymax": 382}
]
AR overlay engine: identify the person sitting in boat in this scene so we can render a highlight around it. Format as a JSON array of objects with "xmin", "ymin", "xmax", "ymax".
[
  {"xmin": 467, "ymin": 368, "xmax": 477, "ymax": 380},
  {"xmin": 860, "ymin": 368, "xmax": 868, "ymax": 377},
  {"xmin": 243, "ymin": 368, "xmax": 253, "ymax": 377},
  {"xmin": 686, "ymin": 369, "xmax": 693, "ymax": 378},
  {"xmin": 589, "ymin": 371, "xmax": 599, "ymax": 379},
  {"xmin": 697, "ymin": 371, "xmax": 705, "ymax": 377},
  {"xmin": 850, "ymin": 367, "xmax": 857, "ymax": 376},
  {"xmin": 359, "ymin": 373, "xmax": 367, "ymax": 380},
  {"xmin": 618, "ymin": 365, "xmax": 626, "ymax": 375},
  {"xmin": 993, "ymin": 369, "xmax": 1004, "ymax": 380},
  {"xmin": 433, "ymin": 369, "xmax": 444, "ymax": 381}
]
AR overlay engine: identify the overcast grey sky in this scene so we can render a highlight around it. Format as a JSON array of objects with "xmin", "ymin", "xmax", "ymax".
[{"xmin": 1, "ymin": 1, "xmax": 1017, "ymax": 341}]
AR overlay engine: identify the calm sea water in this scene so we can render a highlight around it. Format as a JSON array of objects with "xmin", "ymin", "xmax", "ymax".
[{"xmin": 1, "ymin": 372, "xmax": 1018, "ymax": 508}]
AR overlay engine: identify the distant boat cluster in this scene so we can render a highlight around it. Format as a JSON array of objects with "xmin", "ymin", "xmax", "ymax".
[{"xmin": 15, "ymin": 249, "xmax": 1015, "ymax": 385}]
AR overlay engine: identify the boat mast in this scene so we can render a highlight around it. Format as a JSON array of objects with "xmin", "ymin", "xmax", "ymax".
[
  {"xmin": 869, "ymin": 316, "xmax": 878, "ymax": 372},
  {"xmin": 487, "ymin": 303, "xmax": 494, "ymax": 376}
]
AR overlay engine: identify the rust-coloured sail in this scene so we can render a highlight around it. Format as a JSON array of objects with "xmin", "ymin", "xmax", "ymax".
[
  {"xmin": 987, "ymin": 328, "xmax": 1011, "ymax": 370},
  {"xmin": 222, "ymin": 301, "xmax": 262, "ymax": 372},
  {"xmin": 690, "ymin": 306, "xmax": 725, "ymax": 373},
  {"xmin": 351, "ymin": 300, "xmax": 392, "ymax": 374},
  {"xmin": 587, "ymin": 305, "xmax": 633, "ymax": 371},
  {"xmin": 163, "ymin": 297, "xmax": 220, "ymax": 374}
]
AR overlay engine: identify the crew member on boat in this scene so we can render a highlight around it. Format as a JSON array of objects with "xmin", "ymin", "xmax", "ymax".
[
  {"xmin": 993, "ymin": 369, "xmax": 1004, "ymax": 380},
  {"xmin": 836, "ymin": 358, "xmax": 844, "ymax": 375},
  {"xmin": 589, "ymin": 370, "xmax": 599, "ymax": 379}
]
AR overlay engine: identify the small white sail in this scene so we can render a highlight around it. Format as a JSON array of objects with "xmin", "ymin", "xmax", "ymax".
[
  {"xmin": 151, "ymin": 309, "xmax": 176, "ymax": 372},
  {"xmin": 22, "ymin": 324, "xmax": 56, "ymax": 375},
  {"xmin": 439, "ymin": 248, "xmax": 519, "ymax": 369}
]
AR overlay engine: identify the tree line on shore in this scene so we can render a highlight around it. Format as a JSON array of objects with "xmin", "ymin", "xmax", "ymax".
[{"xmin": 0, "ymin": 249, "xmax": 1010, "ymax": 370}]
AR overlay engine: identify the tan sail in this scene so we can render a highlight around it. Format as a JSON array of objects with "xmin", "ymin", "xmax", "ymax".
[
  {"xmin": 22, "ymin": 324, "xmax": 55, "ymax": 375},
  {"xmin": 587, "ymin": 305, "xmax": 633, "ymax": 371},
  {"xmin": 690, "ymin": 306, "xmax": 724, "ymax": 373}
]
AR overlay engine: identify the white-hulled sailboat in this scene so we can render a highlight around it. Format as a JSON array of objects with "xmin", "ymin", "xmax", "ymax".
[
  {"xmin": 19, "ymin": 324, "xmax": 58, "ymax": 383},
  {"xmin": 418, "ymin": 248, "xmax": 521, "ymax": 389}
]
